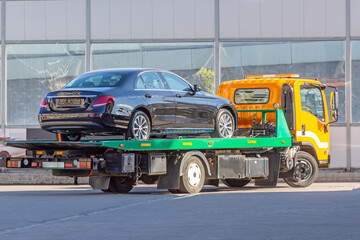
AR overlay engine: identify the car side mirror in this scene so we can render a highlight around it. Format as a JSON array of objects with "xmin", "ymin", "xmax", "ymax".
[
  {"xmin": 330, "ymin": 90, "xmax": 339, "ymax": 122},
  {"xmin": 193, "ymin": 84, "xmax": 201, "ymax": 92}
]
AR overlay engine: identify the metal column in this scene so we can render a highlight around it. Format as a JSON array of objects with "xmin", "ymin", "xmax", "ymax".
[
  {"xmin": 1, "ymin": 0, "xmax": 6, "ymax": 137},
  {"xmin": 345, "ymin": 0, "xmax": 352, "ymax": 171},
  {"xmin": 214, "ymin": 0, "xmax": 220, "ymax": 93},
  {"xmin": 85, "ymin": 0, "xmax": 91, "ymax": 72}
]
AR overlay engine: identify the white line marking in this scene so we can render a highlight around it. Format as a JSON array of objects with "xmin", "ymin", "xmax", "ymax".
[
  {"xmin": 296, "ymin": 131, "xmax": 328, "ymax": 148},
  {"xmin": 173, "ymin": 194, "xmax": 199, "ymax": 200}
]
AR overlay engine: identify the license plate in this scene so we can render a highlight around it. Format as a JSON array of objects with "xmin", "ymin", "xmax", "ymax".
[
  {"xmin": 57, "ymin": 98, "xmax": 82, "ymax": 106},
  {"xmin": 42, "ymin": 162, "xmax": 65, "ymax": 169}
]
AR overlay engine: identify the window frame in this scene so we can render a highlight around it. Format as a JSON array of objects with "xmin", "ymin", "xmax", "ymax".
[{"xmin": 299, "ymin": 84, "xmax": 326, "ymax": 122}]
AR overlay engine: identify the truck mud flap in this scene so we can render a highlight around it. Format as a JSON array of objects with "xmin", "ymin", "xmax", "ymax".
[
  {"xmin": 255, "ymin": 153, "xmax": 280, "ymax": 187},
  {"xmin": 89, "ymin": 176, "xmax": 111, "ymax": 190},
  {"xmin": 157, "ymin": 154, "xmax": 180, "ymax": 190}
]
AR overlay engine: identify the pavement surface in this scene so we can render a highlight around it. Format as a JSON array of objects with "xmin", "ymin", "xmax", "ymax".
[{"xmin": 0, "ymin": 182, "xmax": 359, "ymax": 240}]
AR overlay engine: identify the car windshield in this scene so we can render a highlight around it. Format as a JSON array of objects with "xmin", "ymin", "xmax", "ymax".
[{"xmin": 64, "ymin": 73, "xmax": 123, "ymax": 88}]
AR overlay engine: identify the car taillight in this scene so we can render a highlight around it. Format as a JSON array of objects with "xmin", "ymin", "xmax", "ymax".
[
  {"xmin": 92, "ymin": 96, "xmax": 115, "ymax": 107},
  {"xmin": 40, "ymin": 97, "xmax": 47, "ymax": 108}
]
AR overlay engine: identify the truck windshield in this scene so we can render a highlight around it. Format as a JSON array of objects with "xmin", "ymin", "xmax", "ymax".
[{"xmin": 300, "ymin": 85, "xmax": 325, "ymax": 122}]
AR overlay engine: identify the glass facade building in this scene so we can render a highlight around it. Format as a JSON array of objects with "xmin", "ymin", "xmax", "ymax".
[{"xmin": 0, "ymin": 0, "xmax": 359, "ymax": 169}]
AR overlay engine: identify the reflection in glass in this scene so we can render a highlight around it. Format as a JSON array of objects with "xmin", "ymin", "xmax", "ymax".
[
  {"xmin": 221, "ymin": 41, "xmax": 345, "ymax": 123},
  {"xmin": 7, "ymin": 44, "xmax": 85, "ymax": 125},
  {"xmin": 352, "ymin": 41, "xmax": 360, "ymax": 123},
  {"xmin": 92, "ymin": 43, "xmax": 214, "ymax": 93}
]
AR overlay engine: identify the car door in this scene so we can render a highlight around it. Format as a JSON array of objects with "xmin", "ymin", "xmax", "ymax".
[
  {"xmin": 159, "ymin": 72, "xmax": 211, "ymax": 129},
  {"xmin": 135, "ymin": 71, "xmax": 176, "ymax": 129}
]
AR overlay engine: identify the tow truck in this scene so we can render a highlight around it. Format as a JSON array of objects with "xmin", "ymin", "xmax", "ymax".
[{"xmin": 3, "ymin": 74, "xmax": 339, "ymax": 194}]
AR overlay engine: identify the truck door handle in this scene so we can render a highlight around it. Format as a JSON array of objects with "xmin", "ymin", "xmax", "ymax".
[
  {"xmin": 302, "ymin": 124, "xmax": 306, "ymax": 135},
  {"xmin": 145, "ymin": 94, "xmax": 152, "ymax": 98},
  {"xmin": 175, "ymin": 94, "xmax": 182, "ymax": 98}
]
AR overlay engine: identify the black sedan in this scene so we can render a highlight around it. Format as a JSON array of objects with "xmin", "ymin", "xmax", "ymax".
[{"xmin": 38, "ymin": 68, "xmax": 238, "ymax": 141}]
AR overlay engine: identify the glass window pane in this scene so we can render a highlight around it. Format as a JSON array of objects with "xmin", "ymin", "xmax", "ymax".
[
  {"xmin": 7, "ymin": 44, "xmax": 85, "ymax": 126},
  {"xmin": 92, "ymin": 42, "xmax": 214, "ymax": 93},
  {"xmin": 135, "ymin": 76, "xmax": 145, "ymax": 89},
  {"xmin": 234, "ymin": 88, "xmax": 270, "ymax": 104},
  {"xmin": 300, "ymin": 85, "xmax": 325, "ymax": 121},
  {"xmin": 140, "ymin": 72, "xmax": 164, "ymax": 90},
  {"xmin": 160, "ymin": 72, "xmax": 191, "ymax": 91},
  {"xmin": 221, "ymin": 41, "xmax": 345, "ymax": 123},
  {"xmin": 352, "ymin": 41, "xmax": 360, "ymax": 123}
]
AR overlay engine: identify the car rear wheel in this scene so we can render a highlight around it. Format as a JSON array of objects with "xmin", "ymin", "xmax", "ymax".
[
  {"xmin": 126, "ymin": 110, "xmax": 151, "ymax": 140},
  {"xmin": 59, "ymin": 134, "xmax": 82, "ymax": 141},
  {"xmin": 211, "ymin": 109, "xmax": 235, "ymax": 138}
]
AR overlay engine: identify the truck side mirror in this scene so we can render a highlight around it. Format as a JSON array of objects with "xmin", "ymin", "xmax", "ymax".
[{"xmin": 330, "ymin": 90, "xmax": 339, "ymax": 122}]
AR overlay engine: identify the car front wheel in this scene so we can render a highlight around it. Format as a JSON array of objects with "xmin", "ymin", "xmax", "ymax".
[
  {"xmin": 211, "ymin": 109, "xmax": 235, "ymax": 138},
  {"xmin": 126, "ymin": 110, "xmax": 151, "ymax": 140}
]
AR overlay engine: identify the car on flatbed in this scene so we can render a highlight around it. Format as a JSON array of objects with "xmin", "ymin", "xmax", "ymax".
[{"xmin": 38, "ymin": 68, "xmax": 238, "ymax": 141}]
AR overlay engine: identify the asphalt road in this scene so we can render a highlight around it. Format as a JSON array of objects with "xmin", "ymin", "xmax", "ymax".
[{"xmin": 0, "ymin": 183, "xmax": 359, "ymax": 240}]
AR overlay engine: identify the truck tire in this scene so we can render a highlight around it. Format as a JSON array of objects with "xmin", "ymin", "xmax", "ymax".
[
  {"xmin": 140, "ymin": 175, "xmax": 159, "ymax": 184},
  {"xmin": 108, "ymin": 177, "xmax": 135, "ymax": 193},
  {"xmin": 283, "ymin": 151, "xmax": 318, "ymax": 188},
  {"xmin": 222, "ymin": 179, "xmax": 251, "ymax": 188},
  {"xmin": 211, "ymin": 109, "xmax": 235, "ymax": 138},
  {"xmin": 179, "ymin": 156, "xmax": 205, "ymax": 194},
  {"xmin": 168, "ymin": 189, "xmax": 181, "ymax": 194},
  {"xmin": 58, "ymin": 134, "xmax": 82, "ymax": 142}
]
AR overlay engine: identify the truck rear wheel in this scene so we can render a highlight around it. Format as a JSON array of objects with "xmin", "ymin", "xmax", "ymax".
[
  {"xmin": 283, "ymin": 151, "xmax": 318, "ymax": 188},
  {"xmin": 179, "ymin": 156, "xmax": 205, "ymax": 194},
  {"xmin": 108, "ymin": 177, "xmax": 135, "ymax": 193},
  {"xmin": 222, "ymin": 179, "xmax": 251, "ymax": 188}
]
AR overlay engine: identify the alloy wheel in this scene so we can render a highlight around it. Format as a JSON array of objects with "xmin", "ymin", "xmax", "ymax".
[
  {"xmin": 133, "ymin": 115, "xmax": 150, "ymax": 140},
  {"xmin": 219, "ymin": 113, "xmax": 233, "ymax": 138}
]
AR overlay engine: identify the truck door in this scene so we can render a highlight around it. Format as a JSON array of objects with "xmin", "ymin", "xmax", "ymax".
[
  {"xmin": 281, "ymin": 84, "xmax": 295, "ymax": 130},
  {"xmin": 297, "ymin": 84, "xmax": 329, "ymax": 161}
]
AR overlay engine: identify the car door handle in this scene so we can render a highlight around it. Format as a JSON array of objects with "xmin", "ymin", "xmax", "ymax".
[
  {"xmin": 175, "ymin": 94, "xmax": 182, "ymax": 98},
  {"xmin": 145, "ymin": 94, "xmax": 152, "ymax": 98}
]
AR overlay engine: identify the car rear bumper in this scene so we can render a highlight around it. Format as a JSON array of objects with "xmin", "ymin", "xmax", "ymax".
[{"xmin": 38, "ymin": 113, "xmax": 128, "ymax": 134}]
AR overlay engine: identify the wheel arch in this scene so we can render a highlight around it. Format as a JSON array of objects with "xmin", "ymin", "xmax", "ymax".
[
  {"xmin": 299, "ymin": 142, "xmax": 319, "ymax": 165},
  {"xmin": 179, "ymin": 151, "xmax": 211, "ymax": 177},
  {"xmin": 132, "ymin": 106, "xmax": 152, "ymax": 125}
]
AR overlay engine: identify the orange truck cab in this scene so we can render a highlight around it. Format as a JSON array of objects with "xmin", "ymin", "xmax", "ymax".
[{"xmin": 218, "ymin": 74, "xmax": 339, "ymax": 170}]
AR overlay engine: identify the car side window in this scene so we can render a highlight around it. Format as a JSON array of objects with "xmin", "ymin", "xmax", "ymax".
[
  {"xmin": 135, "ymin": 76, "xmax": 146, "ymax": 89},
  {"xmin": 140, "ymin": 72, "xmax": 165, "ymax": 90},
  {"xmin": 160, "ymin": 72, "xmax": 191, "ymax": 91}
]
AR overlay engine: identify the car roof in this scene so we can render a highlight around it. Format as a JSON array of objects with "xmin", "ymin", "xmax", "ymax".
[{"xmin": 84, "ymin": 68, "xmax": 167, "ymax": 75}]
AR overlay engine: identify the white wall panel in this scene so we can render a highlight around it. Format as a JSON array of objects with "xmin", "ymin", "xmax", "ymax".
[
  {"xmin": 304, "ymin": 0, "xmax": 326, "ymax": 37},
  {"xmin": 282, "ymin": 0, "xmax": 304, "ymax": 37},
  {"xmin": 174, "ymin": 0, "xmax": 196, "ymax": 38},
  {"xmin": 350, "ymin": 0, "xmax": 360, "ymax": 36},
  {"xmin": 67, "ymin": 0, "xmax": 86, "ymax": 39},
  {"xmin": 329, "ymin": 126, "xmax": 347, "ymax": 168},
  {"xmin": 153, "ymin": 0, "xmax": 174, "ymax": 39},
  {"xmin": 325, "ymin": 0, "xmax": 345, "ymax": 37},
  {"xmin": 351, "ymin": 127, "xmax": 360, "ymax": 168},
  {"xmin": 91, "ymin": 0, "xmax": 110, "ymax": 39},
  {"xmin": 6, "ymin": 1, "xmax": 25, "ymax": 40},
  {"xmin": 45, "ymin": 1, "xmax": 67, "ymax": 40},
  {"xmin": 24, "ymin": 1, "xmax": 46, "ymax": 40},
  {"xmin": 195, "ymin": 0, "xmax": 214, "ymax": 38},
  {"xmin": 239, "ymin": 0, "xmax": 261, "ymax": 38},
  {"xmin": 109, "ymin": 0, "xmax": 131, "ymax": 39},
  {"xmin": 131, "ymin": 0, "xmax": 153, "ymax": 39},
  {"xmin": 219, "ymin": 0, "xmax": 238, "ymax": 38},
  {"xmin": 260, "ymin": 0, "xmax": 282, "ymax": 38}
]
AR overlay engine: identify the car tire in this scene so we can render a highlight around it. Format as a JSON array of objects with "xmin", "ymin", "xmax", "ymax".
[
  {"xmin": 222, "ymin": 179, "xmax": 251, "ymax": 188},
  {"xmin": 108, "ymin": 177, "xmax": 135, "ymax": 193},
  {"xmin": 126, "ymin": 110, "xmax": 151, "ymax": 140},
  {"xmin": 59, "ymin": 134, "xmax": 82, "ymax": 142},
  {"xmin": 283, "ymin": 151, "xmax": 318, "ymax": 188},
  {"xmin": 211, "ymin": 109, "xmax": 235, "ymax": 138},
  {"xmin": 179, "ymin": 156, "xmax": 205, "ymax": 194}
]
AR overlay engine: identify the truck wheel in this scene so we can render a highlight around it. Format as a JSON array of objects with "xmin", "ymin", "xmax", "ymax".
[
  {"xmin": 126, "ymin": 110, "xmax": 151, "ymax": 140},
  {"xmin": 140, "ymin": 175, "xmax": 159, "ymax": 184},
  {"xmin": 283, "ymin": 151, "xmax": 318, "ymax": 188},
  {"xmin": 222, "ymin": 179, "xmax": 251, "ymax": 188},
  {"xmin": 179, "ymin": 156, "xmax": 205, "ymax": 194},
  {"xmin": 211, "ymin": 109, "xmax": 235, "ymax": 138},
  {"xmin": 108, "ymin": 177, "xmax": 135, "ymax": 193}
]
